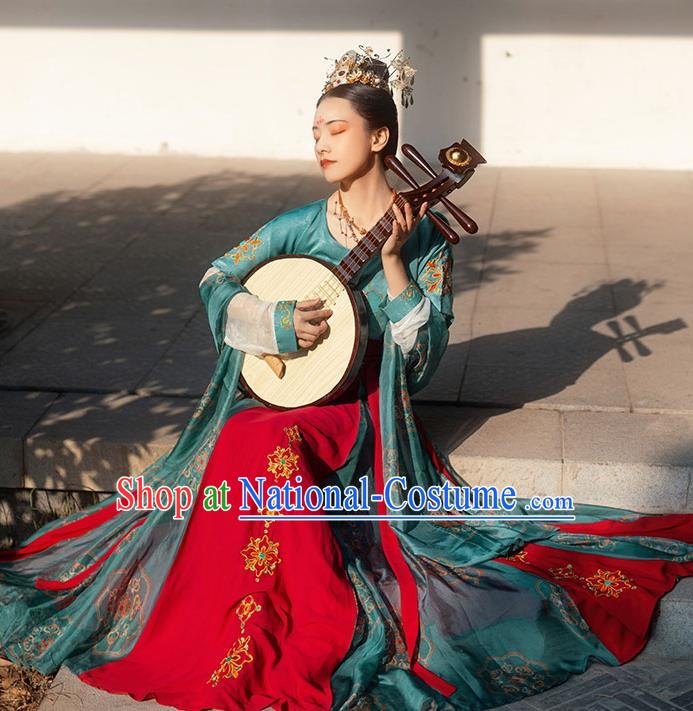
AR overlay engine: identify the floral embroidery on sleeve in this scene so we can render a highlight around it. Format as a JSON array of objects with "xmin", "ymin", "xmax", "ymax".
[
  {"xmin": 382, "ymin": 278, "xmax": 424, "ymax": 323},
  {"xmin": 421, "ymin": 248, "xmax": 453, "ymax": 296},
  {"xmin": 399, "ymin": 282, "xmax": 418, "ymax": 301},
  {"xmin": 276, "ymin": 302, "xmax": 293, "ymax": 330},
  {"xmin": 273, "ymin": 300, "xmax": 299, "ymax": 353},
  {"xmin": 222, "ymin": 233, "xmax": 264, "ymax": 265},
  {"xmin": 90, "ymin": 567, "xmax": 153, "ymax": 659}
]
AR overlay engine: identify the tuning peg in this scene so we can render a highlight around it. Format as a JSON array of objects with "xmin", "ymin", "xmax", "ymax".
[
  {"xmin": 402, "ymin": 144, "xmax": 478, "ymax": 234},
  {"xmin": 401, "ymin": 143, "xmax": 436, "ymax": 179},
  {"xmin": 428, "ymin": 213, "xmax": 461, "ymax": 244},
  {"xmin": 384, "ymin": 155, "xmax": 460, "ymax": 242},
  {"xmin": 383, "ymin": 155, "xmax": 421, "ymax": 191},
  {"xmin": 433, "ymin": 196, "xmax": 478, "ymax": 235}
]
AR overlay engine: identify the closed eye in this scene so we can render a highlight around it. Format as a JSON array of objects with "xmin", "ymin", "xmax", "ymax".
[{"xmin": 313, "ymin": 129, "xmax": 346, "ymax": 141}]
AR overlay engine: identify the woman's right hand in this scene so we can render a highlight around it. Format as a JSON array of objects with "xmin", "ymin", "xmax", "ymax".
[{"xmin": 293, "ymin": 298, "xmax": 333, "ymax": 349}]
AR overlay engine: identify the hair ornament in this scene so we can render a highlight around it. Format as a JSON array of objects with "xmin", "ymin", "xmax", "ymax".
[{"xmin": 322, "ymin": 44, "xmax": 417, "ymax": 108}]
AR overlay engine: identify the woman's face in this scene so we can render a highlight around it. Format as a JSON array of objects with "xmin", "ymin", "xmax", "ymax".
[{"xmin": 312, "ymin": 96, "xmax": 387, "ymax": 183}]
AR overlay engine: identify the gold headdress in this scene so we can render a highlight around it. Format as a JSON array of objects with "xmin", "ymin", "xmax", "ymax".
[{"xmin": 322, "ymin": 45, "xmax": 417, "ymax": 108}]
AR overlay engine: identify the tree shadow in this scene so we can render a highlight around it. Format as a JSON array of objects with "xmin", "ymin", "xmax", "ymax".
[
  {"xmin": 0, "ymin": 163, "xmax": 530, "ymax": 526},
  {"xmin": 423, "ymin": 278, "xmax": 687, "ymax": 454}
]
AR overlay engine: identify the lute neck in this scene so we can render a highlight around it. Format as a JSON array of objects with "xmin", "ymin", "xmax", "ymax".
[{"xmin": 331, "ymin": 192, "xmax": 412, "ymax": 286}]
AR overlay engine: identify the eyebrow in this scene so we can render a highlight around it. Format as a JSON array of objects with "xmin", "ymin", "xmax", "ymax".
[{"xmin": 312, "ymin": 119, "xmax": 349, "ymax": 130}]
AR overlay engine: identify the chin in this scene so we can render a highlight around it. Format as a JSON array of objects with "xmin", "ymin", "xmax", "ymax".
[
  {"xmin": 321, "ymin": 167, "xmax": 347, "ymax": 183},
  {"xmin": 330, "ymin": 166, "xmax": 361, "ymax": 185}
]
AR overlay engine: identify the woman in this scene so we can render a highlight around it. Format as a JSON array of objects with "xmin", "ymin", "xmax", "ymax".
[{"xmin": 1, "ymin": 46, "xmax": 692, "ymax": 711}]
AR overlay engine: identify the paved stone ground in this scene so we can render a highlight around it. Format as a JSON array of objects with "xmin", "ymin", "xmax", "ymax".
[{"xmin": 1, "ymin": 153, "xmax": 691, "ymax": 710}]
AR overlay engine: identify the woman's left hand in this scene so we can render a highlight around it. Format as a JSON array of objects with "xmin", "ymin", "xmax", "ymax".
[{"xmin": 381, "ymin": 199, "xmax": 429, "ymax": 259}]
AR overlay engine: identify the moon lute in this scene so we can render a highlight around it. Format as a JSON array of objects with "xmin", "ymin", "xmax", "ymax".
[{"xmin": 238, "ymin": 140, "xmax": 486, "ymax": 410}]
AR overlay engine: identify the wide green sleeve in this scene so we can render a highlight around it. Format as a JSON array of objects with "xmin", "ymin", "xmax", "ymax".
[
  {"xmin": 199, "ymin": 216, "xmax": 295, "ymax": 355},
  {"xmin": 387, "ymin": 210, "xmax": 455, "ymax": 395}
]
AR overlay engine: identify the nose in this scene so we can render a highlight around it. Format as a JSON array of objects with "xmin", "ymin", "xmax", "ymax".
[{"xmin": 315, "ymin": 134, "xmax": 331, "ymax": 156}]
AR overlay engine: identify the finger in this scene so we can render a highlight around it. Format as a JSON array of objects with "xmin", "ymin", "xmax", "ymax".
[
  {"xmin": 412, "ymin": 203, "xmax": 425, "ymax": 228},
  {"xmin": 297, "ymin": 298, "xmax": 324, "ymax": 310},
  {"xmin": 392, "ymin": 203, "xmax": 405, "ymax": 230},
  {"xmin": 299, "ymin": 322, "xmax": 324, "ymax": 337},
  {"xmin": 309, "ymin": 300, "xmax": 325, "ymax": 311},
  {"xmin": 303, "ymin": 307, "xmax": 333, "ymax": 321},
  {"xmin": 296, "ymin": 331, "xmax": 315, "ymax": 345},
  {"xmin": 404, "ymin": 201, "xmax": 414, "ymax": 230},
  {"xmin": 306, "ymin": 319, "xmax": 329, "ymax": 331},
  {"xmin": 300, "ymin": 323, "xmax": 327, "ymax": 343},
  {"xmin": 402, "ymin": 203, "xmax": 412, "ymax": 231}
]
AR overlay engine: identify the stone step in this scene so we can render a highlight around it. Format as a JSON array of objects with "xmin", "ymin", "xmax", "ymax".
[
  {"xmin": 417, "ymin": 403, "xmax": 693, "ymax": 514},
  {"xmin": 2, "ymin": 391, "xmax": 693, "ymax": 549},
  {"xmin": 2, "ymin": 391, "xmax": 693, "ymax": 516},
  {"xmin": 642, "ymin": 577, "xmax": 693, "ymax": 660}
]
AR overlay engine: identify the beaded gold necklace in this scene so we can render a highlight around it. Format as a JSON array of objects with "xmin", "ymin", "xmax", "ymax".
[{"xmin": 332, "ymin": 189, "xmax": 397, "ymax": 247}]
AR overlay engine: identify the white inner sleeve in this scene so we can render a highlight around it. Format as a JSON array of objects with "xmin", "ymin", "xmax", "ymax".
[
  {"xmin": 224, "ymin": 292, "xmax": 279, "ymax": 355},
  {"xmin": 199, "ymin": 267, "xmax": 279, "ymax": 355},
  {"xmin": 386, "ymin": 288, "xmax": 431, "ymax": 356},
  {"xmin": 200, "ymin": 268, "xmax": 429, "ymax": 357}
]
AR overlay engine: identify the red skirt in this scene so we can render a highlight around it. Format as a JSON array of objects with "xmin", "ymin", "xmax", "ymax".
[{"xmin": 78, "ymin": 347, "xmax": 379, "ymax": 710}]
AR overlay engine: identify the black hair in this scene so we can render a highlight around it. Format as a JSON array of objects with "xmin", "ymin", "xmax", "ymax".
[{"xmin": 317, "ymin": 74, "xmax": 399, "ymax": 162}]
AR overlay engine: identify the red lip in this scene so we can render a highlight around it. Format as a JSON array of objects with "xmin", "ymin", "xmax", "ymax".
[{"xmin": 320, "ymin": 159, "xmax": 336, "ymax": 168}]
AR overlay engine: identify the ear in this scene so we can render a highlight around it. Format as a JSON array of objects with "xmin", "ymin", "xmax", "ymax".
[{"xmin": 371, "ymin": 126, "xmax": 389, "ymax": 154}]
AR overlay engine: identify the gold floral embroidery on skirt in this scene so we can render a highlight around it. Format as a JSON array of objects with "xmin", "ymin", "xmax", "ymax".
[
  {"xmin": 207, "ymin": 635, "xmax": 253, "ymax": 686},
  {"xmin": 236, "ymin": 594, "xmax": 262, "ymax": 629},
  {"xmin": 583, "ymin": 568, "xmax": 637, "ymax": 598},
  {"xmin": 258, "ymin": 504, "xmax": 279, "ymax": 531},
  {"xmin": 548, "ymin": 562, "xmax": 639, "ymax": 597},
  {"xmin": 283, "ymin": 424, "xmax": 302, "ymax": 444},
  {"xmin": 241, "ymin": 533, "xmax": 282, "ymax": 582},
  {"xmin": 207, "ymin": 424, "xmax": 304, "ymax": 686},
  {"xmin": 266, "ymin": 445, "xmax": 300, "ymax": 481},
  {"xmin": 206, "ymin": 597, "xmax": 262, "ymax": 687},
  {"xmin": 502, "ymin": 551, "xmax": 638, "ymax": 599}
]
